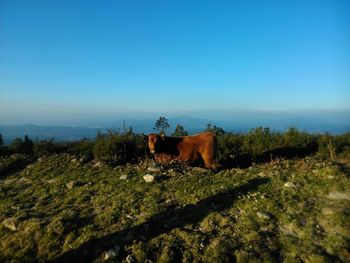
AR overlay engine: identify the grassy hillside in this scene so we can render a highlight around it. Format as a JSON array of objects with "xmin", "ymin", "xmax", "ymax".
[{"xmin": 1, "ymin": 153, "xmax": 349, "ymax": 262}]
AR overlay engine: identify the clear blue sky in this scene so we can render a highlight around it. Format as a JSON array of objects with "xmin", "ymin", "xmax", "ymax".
[{"xmin": 0, "ymin": 0, "xmax": 349, "ymax": 123}]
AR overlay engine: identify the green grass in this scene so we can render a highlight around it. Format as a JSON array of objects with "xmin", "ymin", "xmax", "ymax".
[{"xmin": 0, "ymin": 154, "xmax": 349, "ymax": 262}]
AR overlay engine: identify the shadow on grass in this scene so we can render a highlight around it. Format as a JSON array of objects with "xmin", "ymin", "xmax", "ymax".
[
  {"xmin": 0, "ymin": 156, "xmax": 33, "ymax": 179},
  {"xmin": 53, "ymin": 177, "xmax": 270, "ymax": 263},
  {"xmin": 335, "ymin": 162, "xmax": 350, "ymax": 178}
]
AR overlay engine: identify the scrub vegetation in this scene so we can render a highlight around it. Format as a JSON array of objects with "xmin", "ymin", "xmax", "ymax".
[{"xmin": 0, "ymin": 128, "xmax": 349, "ymax": 262}]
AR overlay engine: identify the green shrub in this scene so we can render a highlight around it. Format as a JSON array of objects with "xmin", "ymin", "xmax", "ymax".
[
  {"xmin": 69, "ymin": 139, "xmax": 95, "ymax": 160},
  {"xmin": 283, "ymin": 127, "xmax": 313, "ymax": 149},
  {"xmin": 34, "ymin": 139, "xmax": 55, "ymax": 157},
  {"xmin": 93, "ymin": 131, "xmax": 148, "ymax": 164},
  {"xmin": 217, "ymin": 133, "xmax": 245, "ymax": 166},
  {"xmin": 242, "ymin": 127, "xmax": 273, "ymax": 160},
  {"xmin": 317, "ymin": 132, "xmax": 350, "ymax": 159},
  {"xmin": 216, "ymin": 127, "xmax": 323, "ymax": 168},
  {"xmin": 10, "ymin": 135, "xmax": 34, "ymax": 155}
]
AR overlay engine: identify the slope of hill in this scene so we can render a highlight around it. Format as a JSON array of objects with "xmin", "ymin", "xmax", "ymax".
[{"xmin": 0, "ymin": 154, "xmax": 349, "ymax": 262}]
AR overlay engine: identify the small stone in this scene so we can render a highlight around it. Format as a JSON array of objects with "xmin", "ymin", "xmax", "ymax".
[
  {"xmin": 279, "ymin": 223, "xmax": 301, "ymax": 237},
  {"xmin": 143, "ymin": 174, "xmax": 155, "ymax": 183},
  {"xmin": 11, "ymin": 206, "xmax": 20, "ymax": 211},
  {"xmin": 321, "ymin": 207, "xmax": 335, "ymax": 215},
  {"xmin": 257, "ymin": 212, "xmax": 271, "ymax": 220},
  {"xmin": 192, "ymin": 167, "xmax": 209, "ymax": 173},
  {"xmin": 2, "ymin": 218, "xmax": 17, "ymax": 231},
  {"xmin": 258, "ymin": 171, "xmax": 266, "ymax": 177},
  {"xmin": 103, "ymin": 245, "xmax": 120, "ymax": 260},
  {"xmin": 93, "ymin": 161, "xmax": 103, "ymax": 168},
  {"xmin": 147, "ymin": 163, "xmax": 161, "ymax": 172},
  {"xmin": 126, "ymin": 254, "xmax": 135, "ymax": 263},
  {"xmin": 327, "ymin": 192, "xmax": 350, "ymax": 201},
  {"xmin": 120, "ymin": 174, "xmax": 128, "ymax": 180},
  {"xmin": 104, "ymin": 250, "xmax": 116, "ymax": 260},
  {"xmin": 48, "ymin": 179, "xmax": 58, "ymax": 184},
  {"xmin": 66, "ymin": 181, "xmax": 76, "ymax": 189},
  {"xmin": 283, "ymin": 182, "xmax": 296, "ymax": 188},
  {"xmin": 165, "ymin": 199, "xmax": 177, "ymax": 206},
  {"xmin": 315, "ymin": 163, "xmax": 324, "ymax": 168}
]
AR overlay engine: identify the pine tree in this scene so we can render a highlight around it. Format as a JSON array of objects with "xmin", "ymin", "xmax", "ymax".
[
  {"xmin": 154, "ymin": 116, "xmax": 170, "ymax": 135},
  {"xmin": 172, "ymin": 124, "xmax": 188, "ymax": 136},
  {"xmin": 205, "ymin": 123, "xmax": 225, "ymax": 135},
  {"xmin": 23, "ymin": 135, "xmax": 34, "ymax": 155}
]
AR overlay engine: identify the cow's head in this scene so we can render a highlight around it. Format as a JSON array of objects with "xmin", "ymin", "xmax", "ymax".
[{"xmin": 145, "ymin": 133, "xmax": 165, "ymax": 154}]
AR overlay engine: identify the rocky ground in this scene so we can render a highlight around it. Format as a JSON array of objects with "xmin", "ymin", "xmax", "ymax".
[{"xmin": 0, "ymin": 154, "xmax": 349, "ymax": 262}]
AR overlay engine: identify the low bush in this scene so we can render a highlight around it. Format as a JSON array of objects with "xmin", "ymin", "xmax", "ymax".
[
  {"xmin": 9, "ymin": 135, "xmax": 34, "ymax": 155},
  {"xmin": 2, "ymin": 127, "xmax": 349, "ymax": 167},
  {"xmin": 33, "ymin": 139, "xmax": 55, "ymax": 158},
  {"xmin": 316, "ymin": 132, "xmax": 350, "ymax": 159},
  {"xmin": 217, "ymin": 127, "xmax": 320, "ymax": 168},
  {"xmin": 93, "ymin": 131, "xmax": 148, "ymax": 164}
]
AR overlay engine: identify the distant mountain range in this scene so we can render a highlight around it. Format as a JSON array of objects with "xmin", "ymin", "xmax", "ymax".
[{"xmin": 1, "ymin": 114, "xmax": 349, "ymax": 144}]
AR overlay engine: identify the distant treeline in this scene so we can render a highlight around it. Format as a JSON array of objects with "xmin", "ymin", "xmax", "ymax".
[{"xmin": 0, "ymin": 127, "xmax": 349, "ymax": 168}]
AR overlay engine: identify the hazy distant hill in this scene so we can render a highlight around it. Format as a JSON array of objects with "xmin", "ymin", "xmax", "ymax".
[
  {"xmin": 1, "ymin": 115, "xmax": 349, "ymax": 144},
  {"xmin": 0, "ymin": 124, "xmax": 99, "ymax": 144}
]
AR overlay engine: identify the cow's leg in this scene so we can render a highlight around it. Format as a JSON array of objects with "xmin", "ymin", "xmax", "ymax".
[
  {"xmin": 203, "ymin": 156, "xmax": 214, "ymax": 169},
  {"xmin": 178, "ymin": 152, "xmax": 190, "ymax": 161},
  {"xmin": 178, "ymin": 150, "xmax": 194, "ymax": 166},
  {"xmin": 201, "ymin": 149, "xmax": 216, "ymax": 169}
]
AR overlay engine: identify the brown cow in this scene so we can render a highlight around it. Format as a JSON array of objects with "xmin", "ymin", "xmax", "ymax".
[{"xmin": 146, "ymin": 132, "xmax": 217, "ymax": 169}]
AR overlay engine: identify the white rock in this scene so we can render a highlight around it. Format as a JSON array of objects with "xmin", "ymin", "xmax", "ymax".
[
  {"xmin": 321, "ymin": 207, "xmax": 335, "ymax": 215},
  {"xmin": 283, "ymin": 182, "xmax": 296, "ymax": 188},
  {"xmin": 93, "ymin": 161, "xmax": 103, "ymax": 168},
  {"xmin": 257, "ymin": 212, "xmax": 271, "ymax": 220},
  {"xmin": 120, "ymin": 174, "xmax": 128, "ymax": 180},
  {"xmin": 143, "ymin": 174, "xmax": 155, "ymax": 183},
  {"xmin": 104, "ymin": 250, "xmax": 116, "ymax": 260},
  {"xmin": 2, "ymin": 218, "xmax": 17, "ymax": 231},
  {"xmin": 147, "ymin": 163, "xmax": 161, "ymax": 172},
  {"xmin": 104, "ymin": 245, "xmax": 120, "ymax": 260},
  {"xmin": 165, "ymin": 199, "xmax": 177, "ymax": 206},
  {"xmin": 126, "ymin": 254, "xmax": 135, "ymax": 263},
  {"xmin": 327, "ymin": 192, "xmax": 350, "ymax": 201},
  {"xmin": 48, "ymin": 178, "xmax": 58, "ymax": 184},
  {"xmin": 66, "ymin": 181, "xmax": 76, "ymax": 189},
  {"xmin": 192, "ymin": 167, "xmax": 209, "ymax": 173}
]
